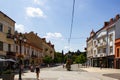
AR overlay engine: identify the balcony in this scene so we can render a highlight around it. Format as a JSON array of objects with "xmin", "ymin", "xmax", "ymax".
[
  {"xmin": 6, "ymin": 33, "xmax": 13, "ymax": 39},
  {"xmin": 97, "ymin": 42, "xmax": 106, "ymax": 47}
]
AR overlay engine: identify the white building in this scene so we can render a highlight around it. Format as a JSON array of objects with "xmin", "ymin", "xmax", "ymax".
[{"xmin": 87, "ymin": 14, "xmax": 120, "ymax": 68}]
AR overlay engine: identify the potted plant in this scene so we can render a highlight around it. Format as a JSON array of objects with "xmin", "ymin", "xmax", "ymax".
[{"xmin": 2, "ymin": 69, "xmax": 14, "ymax": 80}]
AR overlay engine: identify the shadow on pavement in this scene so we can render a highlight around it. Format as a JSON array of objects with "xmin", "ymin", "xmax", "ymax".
[
  {"xmin": 103, "ymin": 73, "xmax": 120, "ymax": 80},
  {"xmin": 15, "ymin": 78, "xmax": 57, "ymax": 80},
  {"xmin": 15, "ymin": 78, "xmax": 37, "ymax": 80}
]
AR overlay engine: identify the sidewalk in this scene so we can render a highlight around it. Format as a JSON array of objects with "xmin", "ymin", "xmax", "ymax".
[
  {"xmin": 80, "ymin": 66, "xmax": 120, "ymax": 73},
  {"xmin": 80, "ymin": 67, "xmax": 120, "ymax": 80}
]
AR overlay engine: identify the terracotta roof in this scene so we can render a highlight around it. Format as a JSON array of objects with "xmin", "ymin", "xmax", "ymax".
[
  {"xmin": 87, "ymin": 14, "xmax": 120, "ymax": 42},
  {"xmin": 24, "ymin": 32, "xmax": 43, "ymax": 50}
]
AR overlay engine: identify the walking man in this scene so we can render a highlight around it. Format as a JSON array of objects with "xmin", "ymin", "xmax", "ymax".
[{"xmin": 36, "ymin": 64, "xmax": 40, "ymax": 79}]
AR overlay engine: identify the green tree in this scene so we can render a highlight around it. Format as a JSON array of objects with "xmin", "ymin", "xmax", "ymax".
[
  {"xmin": 75, "ymin": 54, "xmax": 86, "ymax": 64},
  {"xmin": 54, "ymin": 52, "xmax": 64, "ymax": 63},
  {"xmin": 43, "ymin": 56, "xmax": 52, "ymax": 64}
]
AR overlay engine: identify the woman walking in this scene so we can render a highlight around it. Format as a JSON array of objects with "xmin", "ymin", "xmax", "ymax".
[{"xmin": 36, "ymin": 64, "xmax": 40, "ymax": 79}]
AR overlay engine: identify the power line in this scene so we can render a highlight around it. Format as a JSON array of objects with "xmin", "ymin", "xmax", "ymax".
[{"xmin": 68, "ymin": 0, "xmax": 75, "ymax": 45}]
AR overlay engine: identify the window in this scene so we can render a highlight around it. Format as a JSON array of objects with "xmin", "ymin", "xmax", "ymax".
[
  {"xmin": 16, "ymin": 46, "xmax": 18, "ymax": 52},
  {"xmin": 0, "ymin": 41, "xmax": 3, "ymax": 51},
  {"xmin": 45, "ymin": 48, "xmax": 48, "ymax": 51},
  {"xmin": 117, "ymin": 48, "xmax": 120, "ymax": 57},
  {"xmin": 27, "ymin": 49, "xmax": 29, "ymax": 55},
  {"xmin": 8, "ymin": 44, "xmax": 11, "ymax": 52},
  {"xmin": 103, "ymin": 37, "xmax": 106, "ymax": 42},
  {"xmin": 98, "ymin": 49, "xmax": 101, "ymax": 54},
  {"xmin": 8, "ymin": 27, "xmax": 11, "ymax": 34},
  {"xmin": 119, "ymin": 48, "xmax": 120, "ymax": 57},
  {"xmin": 110, "ymin": 46, "xmax": 113, "ymax": 53},
  {"xmin": 103, "ymin": 48, "xmax": 106, "ymax": 53},
  {"xmin": 117, "ymin": 48, "xmax": 119, "ymax": 57},
  {"xmin": 94, "ymin": 41, "xmax": 96, "ymax": 46},
  {"xmin": 0, "ymin": 23, "xmax": 3, "ymax": 32},
  {"xmin": 94, "ymin": 50, "xmax": 96, "ymax": 56},
  {"xmin": 109, "ymin": 34, "xmax": 113, "ymax": 41},
  {"xmin": 24, "ymin": 47, "xmax": 26, "ymax": 55},
  {"xmin": 98, "ymin": 39, "xmax": 100, "ymax": 43}
]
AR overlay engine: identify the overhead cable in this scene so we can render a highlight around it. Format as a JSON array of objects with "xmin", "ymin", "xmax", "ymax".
[{"xmin": 68, "ymin": 0, "xmax": 75, "ymax": 45}]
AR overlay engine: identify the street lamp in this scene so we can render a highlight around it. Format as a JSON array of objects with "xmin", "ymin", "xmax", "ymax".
[{"xmin": 14, "ymin": 33, "xmax": 26, "ymax": 80}]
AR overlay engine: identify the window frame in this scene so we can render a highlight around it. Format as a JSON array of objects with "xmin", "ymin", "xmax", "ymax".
[
  {"xmin": 0, "ymin": 41, "xmax": 3, "ymax": 51},
  {"xmin": 0, "ymin": 23, "xmax": 3, "ymax": 32}
]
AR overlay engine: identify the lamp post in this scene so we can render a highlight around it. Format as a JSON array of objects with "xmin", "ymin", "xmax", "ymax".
[{"xmin": 14, "ymin": 33, "xmax": 26, "ymax": 80}]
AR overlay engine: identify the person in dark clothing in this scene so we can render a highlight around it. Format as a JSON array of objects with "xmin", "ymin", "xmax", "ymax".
[{"xmin": 36, "ymin": 65, "xmax": 40, "ymax": 79}]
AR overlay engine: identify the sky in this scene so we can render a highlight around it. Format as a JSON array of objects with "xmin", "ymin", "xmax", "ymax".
[{"xmin": 0, "ymin": 0, "xmax": 120, "ymax": 53}]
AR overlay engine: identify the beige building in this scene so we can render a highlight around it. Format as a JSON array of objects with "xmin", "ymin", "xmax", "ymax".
[
  {"xmin": 0, "ymin": 11, "xmax": 15, "ymax": 58},
  {"xmin": 0, "ymin": 11, "xmax": 55, "ymax": 66},
  {"xmin": 24, "ymin": 32, "xmax": 43, "ymax": 65},
  {"xmin": 86, "ymin": 30, "xmax": 95, "ymax": 66},
  {"xmin": 14, "ymin": 31, "xmax": 55, "ymax": 65},
  {"xmin": 42, "ymin": 38, "xmax": 55, "ymax": 59}
]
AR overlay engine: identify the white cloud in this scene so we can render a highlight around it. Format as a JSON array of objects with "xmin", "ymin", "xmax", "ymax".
[
  {"xmin": 15, "ymin": 24, "xmax": 25, "ymax": 33},
  {"xmin": 26, "ymin": 7, "xmax": 46, "ymax": 18},
  {"xmin": 44, "ymin": 32, "xmax": 62, "ymax": 39},
  {"xmin": 34, "ymin": 0, "xmax": 47, "ymax": 6}
]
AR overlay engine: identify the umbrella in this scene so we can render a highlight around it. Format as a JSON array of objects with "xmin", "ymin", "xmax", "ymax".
[
  {"xmin": 0, "ymin": 58, "xmax": 6, "ymax": 61},
  {"xmin": 5, "ymin": 59, "xmax": 16, "ymax": 63}
]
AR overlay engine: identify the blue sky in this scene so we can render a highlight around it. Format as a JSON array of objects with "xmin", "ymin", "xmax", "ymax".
[{"xmin": 0, "ymin": 0, "xmax": 120, "ymax": 53}]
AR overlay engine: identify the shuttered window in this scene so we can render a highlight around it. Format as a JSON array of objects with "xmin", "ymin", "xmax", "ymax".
[{"xmin": 0, "ymin": 41, "xmax": 3, "ymax": 51}]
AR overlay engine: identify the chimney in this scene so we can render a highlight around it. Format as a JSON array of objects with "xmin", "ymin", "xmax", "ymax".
[
  {"xmin": 110, "ymin": 18, "xmax": 114, "ymax": 24},
  {"xmin": 116, "ymin": 14, "xmax": 120, "ymax": 20},
  {"xmin": 36, "ymin": 33, "xmax": 37, "ymax": 36},
  {"xmin": 104, "ymin": 22, "xmax": 109, "ymax": 27}
]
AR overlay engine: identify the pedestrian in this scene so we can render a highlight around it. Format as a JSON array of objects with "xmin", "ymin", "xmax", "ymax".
[
  {"xmin": 100, "ymin": 63, "xmax": 103, "ymax": 69},
  {"xmin": 36, "ymin": 64, "xmax": 40, "ymax": 79},
  {"xmin": 63, "ymin": 64, "xmax": 64, "ymax": 68},
  {"xmin": 30, "ymin": 65, "xmax": 34, "ymax": 72},
  {"xmin": 21, "ymin": 64, "xmax": 24, "ymax": 75}
]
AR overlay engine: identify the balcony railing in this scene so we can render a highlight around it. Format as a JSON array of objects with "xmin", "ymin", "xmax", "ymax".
[{"xmin": 97, "ymin": 42, "xmax": 106, "ymax": 47}]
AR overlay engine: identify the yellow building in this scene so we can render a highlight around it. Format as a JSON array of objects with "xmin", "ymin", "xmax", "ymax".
[{"xmin": 0, "ymin": 11, "xmax": 15, "ymax": 58}]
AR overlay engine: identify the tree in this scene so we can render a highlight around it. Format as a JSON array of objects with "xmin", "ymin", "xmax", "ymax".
[
  {"xmin": 54, "ymin": 52, "xmax": 64, "ymax": 63},
  {"xmin": 43, "ymin": 56, "xmax": 52, "ymax": 64},
  {"xmin": 75, "ymin": 54, "xmax": 86, "ymax": 64}
]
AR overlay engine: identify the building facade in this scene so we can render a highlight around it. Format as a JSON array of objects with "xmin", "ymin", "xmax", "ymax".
[
  {"xmin": 42, "ymin": 38, "xmax": 55, "ymax": 59},
  {"xmin": 0, "ymin": 11, "xmax": 15, "ymax": 58},
  {"xmin": 86, "ymin": 30, "xmax": 95, "ymax": 67},
  {"xmin": 115, "ymin": 38, "xmax": 120, "ymax": 69},
  {"xmin": 0, "ymin": 11, "xmax": 55, "ymax": 66},
  {"xmin": 87, "ymin": 14, "xmax": 120, "ymax": 68}
]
